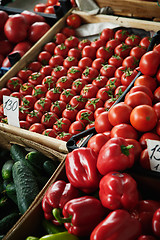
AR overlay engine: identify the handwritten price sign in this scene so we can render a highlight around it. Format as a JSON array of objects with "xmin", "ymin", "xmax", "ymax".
[
  {"xmin": 147, "ymin": 139, "xmax": 160, "ymax": 172},
  {"xmin": 3, "ymin": 96, "xmax": 20, "ymax": 128}
]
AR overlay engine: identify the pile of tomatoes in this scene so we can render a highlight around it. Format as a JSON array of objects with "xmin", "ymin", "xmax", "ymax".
[
  {"xmin": 0, "ymin": 13, "xmax": 159, "ymax": 146},
  {"xmin": 0, "ymin": 9, "xmax": 51, "ymax": 68}
]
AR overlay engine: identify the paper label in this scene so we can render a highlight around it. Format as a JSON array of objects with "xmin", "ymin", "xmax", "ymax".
[
  {"xmin": 3, "ymin": 95, "xmax": 20, "ymax": 128},
  {"xmin": 147, "ymin": 139, "xmax": 160, "ymax": 172}
]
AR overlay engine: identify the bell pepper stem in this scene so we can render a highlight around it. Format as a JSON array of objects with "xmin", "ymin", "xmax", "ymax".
[
  {"xmin": 52, "ymin": 208, "xmax": 72, "ymax": 224},
  {"xmin": 121, "ymin": 144, "xmax": 133, "ymax": 156}
]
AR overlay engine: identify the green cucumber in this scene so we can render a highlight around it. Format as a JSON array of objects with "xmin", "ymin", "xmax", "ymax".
[
  {"xmin": 1, "ymin": 160, "xmax": 14, "ymax": 180},
  {"xmin": 10, "ymin": 144, "xmax": 28, "ymax": 163},
  {"xmin": 25, "ymin": 151, "xmax": 51, "ymax": 170},
  {"xmin": 0, "ymin": 212, "xmax": 20, "ymax": 235},
  {"xmin": 43, "ymin": 160, "xmax": 57, "ymax": 177},
  {"xmin": 42, "ymin": 219, "xmax": 65, "ymax": 234},
  {"xmin": 6, "ymin": 182, "xmax": 17, "ymax": 205},
  {"xmin": 12, "ymin": 161, "xmax": 40, "ymax": 214}
]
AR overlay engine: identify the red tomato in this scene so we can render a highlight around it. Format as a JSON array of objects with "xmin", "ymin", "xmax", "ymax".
[
  {"xmin": 54, "ymin": 43, "xmax": 69, "ymax": 58},
  {"xmin": 108, "ymin": 102, "xmax": 132, "ymax": 126},
  {"xmin": 125, "ymin": 138, "xmax": 142, "ymax": 160},
  {"xmin": 100, "ymin": 28, "xmax": 114, "ymax": 41},
  {"xmin": 28, "ymin": 61, "xmax": 42, "ymax": 72},
  {"xmin": 0, "ymin": 40, "xmax": 13, "ymax": 56},
  {"xmin": 124, "ymin": 91, "xmax": 152, "ymax": 108},
  {"xmin": 121, "ymin": 69, "xmax": 138, "ymax": 87},
  {"xmin": 42, "ymin": 129, "xmax": 57, "ymax": 138},
  {"xmin": 10, "ymin": 92, "xmax": 23, "ymax": 100},
  {"xmin": 38, "ymin": 51, "xmax": 52, "ymax": 65},
  {"xmin": 13, "ymin": 41, "xmax": 32, "ymax": 54},
  {"xmin": 46, "ymin": 87, "xmax": 62, "ymax": 102},
  {"xmin": 100, "ymin": 64, "xmax": 116, "ymax": 78},
  {"xmin": 130, "ymin": 46, "xmax": 146, "ymax": 60},
  {"xmin": 53, "ymin": 117, "xmax": 71, "ymax": 133},
  {"xmin": 96, "ymin": 46, "xmax": 113, "ymax": 61},
  {"xmin": 114, "ymin": 29, "xmax": 129, "ymax": 42},
  {"xmin": 90, "ymin": 39, "xmax": 105, "ymax": 50},
  {"xmin": 17, "ymin": 69, "xmax": 32, "ymax": 82},
  {"xmin": 106, "ymin": 38, "xmax": 121, "ymax": 50},
  {"xmin": 130, "ymin": 105, "xmax": 157, "ymax": 132},
  {"xmin": 96, "ymin": 87, "xmax": 110, "ymax": 102},
  {"xmin": 78, "ymin": 57, "xmax": 92, "ymax": 69},
  {"xmin": 44, "ymin": 6, "xmax": 55, "ymax": 14},
  {"xmin": 108, "ymin": 54, "xmax": 123, "ymax": 68},
  {"xmin": 129, "ymin": 85, "xmax": 154, "ymax": 101},
  {"xmin": 56, "ymin": 76, "xmax": 73, "ymax": 90},
  {"xmin": 114, "ymin": 66, "xmax": 127, "ymax": 79},
  {"xmin": 80, "ymin": 84, "xmax": 98, "ymax": 99},
  {"xmin": 53, "ymin": 33, "xmax": 67, "ymax": 45},
  {"xmin": 106, "ymin": 77, "xmax": 121, "ymax": 93},
  {"xmin": 62, "ymin": 104, "xmax": 78, "ymax": 122},
  {"xmin": 122, "ymin": 56, "xmax": 139, "ymax": 70},
  {"xmin": 156, "ymin": 67, "xmax": 160, "ymax": 84},
  {"xmin": 69, "ymin": 95, "xmax": 87, "ymax": 111},
  {"xmin": 0, "ymin": 54, "xmax": 4, "ymax": 67},
  {"xmin": 139, "ymin": 51, "xmax": 160, "ymax": 76},
  {"xmin": 92, "ymin": 58, "xmax": 105, "ymax": 70},
  {"xmin": 92, "ymin": 75, "xmax": 108, "ymax": 89},
  {"xmin": 19, "ymin": 106, "xmax": 29, "ymax": 121},
  {"xmin": 28, "ymin": 72, "xmax": 45, "ymax": 86},
  {"xmin": 0, "ymin": 88, "xmax": 11, "ymax": 102},
  {"xmin": 64, "ymin": 36, "xmax": 79, "ymax": 49},
  {"xmin": 32, "ymin": 85, "xmax": 47, "ymax": 99},
  {"xmin": 42, "ymin": 75, "xmax": 57, "ymax": 89},
  {"xmin": 82, "ymin": 45, "xmax": 96, "ymax": 59},
  {"xmin": 140, "ymin": 36, "xmax": 151, "ymax": 49},
  {"xmin": 41, "ymin": 112, "xmax": 58, "ymax": 128},
  {"xmin": 51, "ymin": 66, "xmax": 67, "ymax": 79},
  {"xmin": 47, "ymin": 0, "xmax": 59, "ymax": 6},
  {"xmin": 21, "ymin": 10, "xmax": 45, "ymax": 25},
  {"xmin": 56, "ymin": 132, "xmax": 72, "ymax": 141},
  {"xmin": 49, "ymin": 55, "xmax": 64, "ymax": 68},
  {"xmin": 28, "ymin": 22, "xmax": 50, "ymax": 43},
  {"xmin": 26, "ymin": 110, "xmax": 43, "ymax": 124},
  {"xmin": 71, "ymin": 78, "xmax": 87, "ymax": 94},
  {"xmin": 76, "ymin": 109, "xmax": 94, "ymax": 126},
  {"xmin": 29, "ymin": 123, "xmax": 45, "ymax": 134},
  {"xmin": 111, "ymin": 123, "xmax": 138, "ymax": 140},
  {"xmin": 94, "ymin": 107, "xmax": 106, "ymax": 119},
  {"xmin": 156, "ymin": 119, "xmax": 160, "ymax": 136},
  {"xmin": 63, "ymin": 56, "xmax": 78, "ymax": 69},
  {"xmin": 6, "ymin": 77, "xmax": 23, "ymax": 92},
  {"xmin": 69, "ymin": 120, "xmax": 85, "ymax": 135},
  {"xmin": 67, "ymin": 66, "xmax": 83, "ymax": 80},
  {"xmin": 61, "ymin": 27, "xmax": 76, "ymax": 37},
  {"xmin": 0, "ymin": 10, "xmax": 8, "ymax": 31},
  {"xmin": 21, "ymin": 95, "xmax": 37, "ymax": 110},
  {"xmin": 85, "ymin": 98, "xmax": 104, "ymax": 112},
  {"xmin": 153, "ymin": 102, "xmax": 160, "ymax": 119},
  {"xmin": 43, "ymin": 42, "xmax": 56, "ymax": 55},
  {"xmin": 66, "ymin": 14, "xmax": 81, "ymax": 28},
  {"xmin": 68, "ymin": 48, "xmax": 81, "ymax": 60},
  {"xmin": 34, "ymin": 3, "xmax": 47, "ymax": 12},
  {"xmin": 19, "ymin": 83, "xmax": 34, "ymax": 96},
  {"xmin": 50, "ymin": 100, "xmax": 66, "ymax": 117},
  {"xmin": 34, "ymin": 97, "xmax": 52, "ymax": 113},
  {"xmin": 87, "ymin": 133, "xmax": 110, "ymax": 156},
  {"xmin": 81, "ymin": 67, "xmax": 99, "ymax": 83},
  {"xmin": 40, "ymin": 65, "xmax": 52, "ymax": 76},
  {"xmin": 60, "ymin": 88, "xmax": 76, "ymax": 103},
  {"xmin": 139, "ymin": 132, "xmax": 160, "ymax": 149},
  {"xmin": 19, "ymin": 120, "xmax": 31, "ymax": 130},
  {"xmin": 114, "ymin": 43, "xmax": 132, "ymax": 58},
  {"xmin": 125, "ymin": 34, "xmax": 141, "ymax": 47},
  {"xmin": 95, "ymin": 111, "xmax": 112, "ymax": 133},
  {"xmin": 139, "ymin": 148, "xmax": 150, "ymax": 170},
  {"xmin": 78, "ymin": 39, "xmax": 91, "ymax": 50},
  {"xmin": 134, "ymin": 75, "xmax": 157, "ymax": 92},
  {"xmin": 114, "ymin": 85, "xmax": 127, "ymax": 98},
  {"xmin": 4, "ymin": 14, "xmax": 28, "ymax": 43}
]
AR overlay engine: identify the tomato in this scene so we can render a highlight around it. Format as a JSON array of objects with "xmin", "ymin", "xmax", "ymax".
[
  {"xmin": 69, "ymin": 120, "xmax": 85, "ymax": 135},
  {"xmin": 87, "ymin": 133, "xmax": 110, "ymax": 156},
  {"xmin": 71, "ymin": 78, "xmax": 87, "ymax": 94},
  {"xmin": 47, "ymin": 0, "xmax": 59, "ymax": 6},
  {"xmin": 125, "ymin": 34, "xmax": 141, "ymax": 47},
  {"xmin": 17, "ymin": 69, "xmax": 32, "ymax": 82},
  {"xmin": 51, "ymin": 66, "xmax": 67, "ymax": 79},
  {"xmin": 19, "ymin": 120, "xmax": 31, "ymax": 130},
  {"xmin": 56, "ymin": 76, "xmax": 73, "ymax": 90},
  {"xmin": 0, "ymin": 88, "xmax": 11, "ymax": 102},
  {"xmin": 21, "ymin": 94, "xmax": 37, "ymax": 110},
  {"xmin": 42, "ymin": 75, "xmax": 57, "ymax": 89},
  {"xmin": 42, "ymin": 129, "xmax": 57, "ymax": 138},
  {"xmin": 68, "ymin": 47, "xmax": 81, "ymax": 60},
  {"xmin": 95, "ymin": 111, "xmax": 112, "ymax": 133},
  {"xmin": 100, "ymin": 64, "xmax": 116, "ymax": 78},
  {"xmin": 41, "ymin": 112, "xmax": 58, "ymax": 128},
  {"xmin": 124, "ymin": 91, "xmax": 152, "ymax": 108},
  {"xmin": 156, "ymin": 119, "xmax": 160, "ymax": 136},
  {"xmin": 34, "ymin": 97, "xmax": 52, "ymax": 113},
  {"xmin": 40, "ymin": 65, "xmax": 52, "ymax": 76},
  {"xmin": 34, "ymin": 3, "xmax": 46, "ymax": 12},
  {"xmin": 32, "ymin": 85, "xmax": 47, "ymax": 99},
  {"xmin": 26, "ymin": 110, "xmax": 43, "ymax": 124},
  {"xmin": 114, "ymin": 85, "xmax": 127, "ymax": 98},
  {"xmin": 67, "ymin": 66, "xmax": 83, "ymax": 80},
  {"xmin": 81, "ymin": 67, "xmax": 99, "ymax": 83},
  {"xmin": 19, "ymin": 82, "xmax": 34, "ymax": 96},
  {"xmin": 122, "ymin": 56, "xmax": 139, "ymax": 70},
  {"xmin": 153, "ymin": 86, "xmax": 160, "ymax": 103},
  {"xmin": 106, "ymin": 77, "xmax": 121, "ymax": 93},
  {"xmin": 92, "ymin": 58, "xmax": 105, "ymax": 70},
  {"xmin": 0, "ymin": 40, "xmax": 13, "ymax": 56},
  {"xmin": 153, "ymin": 102, "xmax": 160, "ymax": 119},
  {"xmin": 10, "ymin": 92, "xmax": 23, "ymax": 100},
  {"xmin": 44, "ymin": 6, "xmax": 55, "ymax": 14},
  {"xmin": 21, "ymin": 10, "xmax": 45, "ymax": 25},
  {"xmin": 100, "ymin": 28, "xmax": 114, "ymax": 41},
  {"xmin": 38, "ymin": 51, "xmax": 52, "ymax": 65},
  {"xmin": 96, "ymin": 46, "xmax": 113, "ymax": 61},
  {"xmin": 43, "ymin": 42, "xmax": 56, "ymax": 55},
  {"xmin": 19, "ymin": 106, "xmax": 29, "ymax": 121},
  {"xmin": 96, "ymin": 87, "xmax": 110, "ymax": 102},
  {"xmin": 80, "ymin": 84, "xmax": 98, "ymax": 99},
  {"xmin": 4, "ymin": 14, "xmax": 28, "ymax": 43},
  {"xmin": 114, "ymin": 43, "xmax": 132, "ymax": 58},
  {"xmin": 154, "ymin": 43, "xmax": 160, "ymax": 54},
  {"xmin": 0, "ymin": 10, "xmax": 8, "ymax": 31},
  {"xmin": 28, "ymin": 72, "xmax": 45, "ymax": 86},
  {"xmin": 139, "ymin": 132, "xmax": 160, "ymax": 149},
  {"xmin": 156, "ymin": 67, "xmax": 160, "ymax": 84},
  {"xmin": 49, "ymin": 55, "xmax": 64, "ymax": 68},
  {"xmin": 78, "ymin": 57, "xmax": 92, "ymax": 69},
  {"xmin": 140, "ymin": 36, "xmax": 151, "ymax": 49},
  {"xmin": 53, "ymin": 33, "xmax": 66, "ymax": 45},
  {"xmin": 94, "ymin": 107, "xmax": 106, "ymax": 119},
  {"xmin": 54, "ymin": 43, "xmax": 69, "ymax": 58},
  {"xmin": 66, "ymin": 14, "xmax": 81, "ymax": 28},
  {"xmin": 29, "ymin": 123, "xmax": 45, "ymax": 134},
  {"xmin": 78, "ymin": 39, "xmax": 91, "ymax": 50},
  {"xmin": 108, "ymin": 102, "xmax": 132, "ymax": 126},
  {"xmin": 125, "ymin": 138, "xmax": 142, "ymax": 160},
  {"xmin": 63, "ymin": 56, "xmax": 78, "ymax": 69},
  {"xmin": 50, "ymin": 100, "xmax": 66, "ymax": 117},
  {"xmin": 129, "ymin": 85, "xmax": 154, "ymax": 101},
  {"xmin": 114, "ymin": 66, "xmax": 126, "ymax": 79},
  {"xmin": 90, "ymin": 39, "xmax": 105, "ymax": 50},
  {"xmin": 6, "ymin": 77, "xmax": 23, "ymax": 92},
  {"xmin": 139, "ymin": 148, "xmax": 150, "ymax": 170},
  {"xmin": 28, "ymin": 61, "xmax": 42, "ymax": 72},
  {"xmin": 92, "ymin": 75, "xmax": 108, "ymax": 89},
  {"xmin": 62, "ymin": 104, "xmax": 78, "ymax": 122},
  {"xmin": 139, "ymin": 50, "xmax": 160, "ymax": 76},
  {"xmin": 28, "ymin": 22, "xmax": 50, "ymax": 43},
  {"xmin": 76, "ymin": 109, "xmax": 94, "ymax": 126},
  {"xmin": 53, "ymin": 117, "xmax": 71, "ymax": 133},
  {"xmin": 61, "ymin": 27, "xmax": 76, "ymax": 37},
  {"xmin": 46, "ymin": 87, "xmax": 62, "ymax": 102},
  {"xmin": 60, "ymin": 88, "xmax": 76, "ymax": 103},
  {"xmin": 56, "ymin": 132, "xmax": 72, "ymax": 141},
  {"xmin": 13, "ymin": 41, "xmax": 32, "ymax": 54},
  {"xmin": 64, "ymin": 36, "xmax": 79, "ymax": 49},
  {"xmin": 130, "ymin": 105, "xmax": 157, "ymax": 132},
  {"xmin": 85, "ymin": 122, "xmax": 95, "ymax": 130},
  {"xmin": 111, "ymin": 123, "xmax": 138, "ymax": 139},
  {"xmin": 121, "ymin": 69, "xmax": 138, "ymax": 87},
  {"xmin": 85, "ymin": 98, "xmax": 104, "ymax": 112},
  {"xmin": 134, "ymin": 75, "xmax": 157, "ymax": 92},
  {"xmin": 82, "ymin": 45, "xmax": 96, "ymax": 60},
  {"xmin": 130, "ymin": 45, "xmax": 146, "ymax": 60},
  {"xmin": 106, "ymin": 38, "xmax": 121, "ymax": 50},
  {"xmin": 69, "ymin": 95, "xmax": 87, "ymax": 110},
  {"xmin": 108, "ymin": 54, "xmax": 123, "ymax": 68},
  {"xmin": 114, "ymin": 29, "xmax": 129, "ymax": 42}
]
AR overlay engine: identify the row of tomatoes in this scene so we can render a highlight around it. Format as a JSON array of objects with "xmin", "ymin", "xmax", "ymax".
[{"xmin": 0, "ymin": 15, "xmax": 156, "ymax": 142}]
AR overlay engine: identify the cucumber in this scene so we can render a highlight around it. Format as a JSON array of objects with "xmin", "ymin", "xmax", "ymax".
[
  {"xmin": 6, "ymin": 182, "xmax": 17, "ymax": 205},
  {"xmin": 25, "ymin": 151, "xmax": 51, "ymax": 170},
  {"xmin": 1, "ymin": 160, "xmax": 14, "ymax": 180},
  {"xmin": 0, "ymin": 196, "xmax": 8, "ymax": 208},
  {"xmin": 43, "ymin": 160, "xmax": 57, "ymax": 177},
  {"xmin": 12, "ymin": 161, "xmax": 40, "ymax": 214},
  {"xmin": 0, "ymin": 212, "xmax": 20, "ymax": 235},
  {"xmin": 10, "ymin": 144, "xmax": 28, "ymax": 163}
]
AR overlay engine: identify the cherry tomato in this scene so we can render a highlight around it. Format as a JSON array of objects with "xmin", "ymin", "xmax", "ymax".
[
  {"xmin": 85, "ymin": 98, "xmax": 104, "ymax": 112},
  {"xmin": 47, "ymin": 0, "xmax": 59, "ymax": 6},
  {"xmin": 43, "ymin": 42, "xmax": 56, "ymax": 55},
  {"xmin": 66, "ymin": 14, "xmax": 81, "ymax": 29},
  {"xmin": 44, "ymin": 6, "xmax": 55, "ymax": 14},
  {"xmin": 63, "ymin": 56, "xmax": 78, "ymax": 69},
  {"xmin": 69, "ymin": 120, "xmax": 85, "ymax": 135},
  {"xmin": 111, "ymin": 123, "xmax": 138, "ymax": 139},
  {"xmin": 78, "ymin": 57, "xmax": 92, "ymax": 70},
  {"xmin": 38, "ymin": 51, "xmax": 52, "ymax": 65},
  {"xmin": 100, "ymin": 28, "xmax": 114, "ymax": 41},
  {"xmin": 51, "ymin": 66, "xmax": 67, "ymax": 79},
  {"xmin": 34, "ymin": 97, "xmax": 52, "ymax": 113},
  {"xmin": 46, "ymin": 87, "xmax": 62, "ymax": 102},
  {"xmin": 53, "ymin": 33, "xmax": 67, "ymax": 45},
  {"xmin": 71, "ymin": 78, "xmax": 87, "ymax": 94},
  {"xmin": 53, "ymin": 117, "xmax": 71, "ymax": 133},
  {"xmin": 49, "ymin": 55, "xmax": 64, "ymax": 68},
  {"xmin": 61, "ymin": 27, "xmax": 76, "ymax": 37},
  {"xmin": 62, "ymin": 104, "xmax": 78, "ymax": 122},
  {"xmin": 50, "ymin": 100, "xmax": 66, "ymax": 117},
  {"xmin": 114, "ymin": 29, "xmax": 129, "ymax": 42},
  {"xmin": 41, "ymin": 112, "xmax": 58, "ymax": 128},
  {"xmin": 81, "ymin": 67, "xmax": 99, "ymax": 83},
  {"xmin": 95, "ymin": 111, "xmax": 112, "ymax": 133},
  {"xmin": 29, "ymin": 123, "xmax": 45, "ymax": 134},
  {"xmin": 34, "ymin": 3, "xmax": 46, "ymax": 12},
  {"xmin": 125, "ymin": 34, "xmax": 141, "ymax": 47},
  {"xmin": 78, "ymin": 39, "xmax": 91, "ymax": 50},
  {"xmin": 64, "ymin": 36, "xmax": 79, "ymax": 49}
]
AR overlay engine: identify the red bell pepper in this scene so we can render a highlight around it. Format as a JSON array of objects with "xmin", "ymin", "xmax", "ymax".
[
  {"xmin": 42, "ymin": 180, "xmax": 79, "ymax": 225},
  {"xmin": 97, "ymin": 137, "xmax": 135, "ymax": 175},
  {"xmin": 90, "ymin": 209, "xmax": 142, "ymax": 240},
  {"xmin": 137, "ymin": 236, "xmax": 156, "ymax": 240},
  {"xmin": 152, "ymin": 208, "xmax": 160, "ymax": 237},
  {"xmin": 99, "ymin": 171, "xmax": 139, "ymax": 210},
  {"xmin": 65, "ymin": 147, "xmax": 101, "ymax": 194},
  {"xmin": 52, "ymin": 196, "xmax": 106, "ymax": 237},
  {"xmin": 130, "ymin": 200, "xmax": 160, "ymax": 235}
]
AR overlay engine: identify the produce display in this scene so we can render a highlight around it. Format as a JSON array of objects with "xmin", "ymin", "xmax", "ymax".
[
  {"xmin": 0, "ymin": 144, "xmax": 59, "ymax": 238},
  {"xmin": 0, "ymin": 9, "xmax": 51, "ymax": 68}
]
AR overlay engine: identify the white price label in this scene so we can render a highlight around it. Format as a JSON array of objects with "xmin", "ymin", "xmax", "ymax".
[
  {"xmin": 3, "ymin": 95, "xmax": 20, "ymax": 128},
  {"xmin": 147, "ymin": 139, "xmax": 160, "ymax": 172}
]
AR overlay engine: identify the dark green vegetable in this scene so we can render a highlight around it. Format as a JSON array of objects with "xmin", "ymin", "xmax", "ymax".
[
  {"xmin": 42, "ymin": 219, "xmax": 65, "ymax": 235},
  {"xmin": 12, "ymin": 161, "xmax": 39, "ymax": 214},
  {"xmin": 43, "ymin": 160, "xmax": 57, "ymax": 177},
  {"xmin": 1, "ymin": 159, "xmax": 14, "ymax": 180},
  {"xmin": 25, "ymin": 151, "xmax": 49, "ymax": 170},
  {"xmin": 6, "ymin": 182, "xmax": 17, "ymax": 205},
  {"xmin": 0, "ymin": 212, "xmax": 20, "ymax": 235},
  {"xmin": 10, "ymin": 144, "xmax": 28, "ymax": 163},
  {"xmin": 0, "ymin": 196, "xmax": 8, "ymax": 208}
]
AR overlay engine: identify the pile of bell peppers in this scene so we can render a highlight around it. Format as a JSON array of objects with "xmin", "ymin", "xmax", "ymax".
[{"xmin": 34, "ymin": 136, "xmax": 160, "ymax": 240}]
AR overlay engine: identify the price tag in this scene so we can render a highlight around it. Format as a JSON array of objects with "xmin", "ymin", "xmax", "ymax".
[
  {"xmin": 3, "ymin": 95, "xmax": 20, "ymax": 128},
  {"xmin": 147, "ymin": 139, "xmax": 160, "ymax": 172}
]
